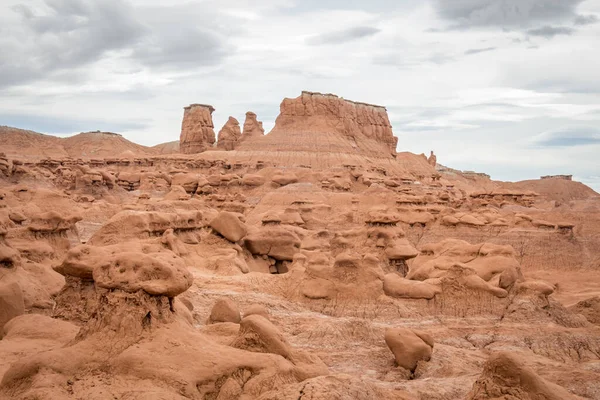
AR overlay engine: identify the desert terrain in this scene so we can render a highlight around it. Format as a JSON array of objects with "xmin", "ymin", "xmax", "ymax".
[{"xmin": 1, "ymin": 91, "xmax": 600, "ymax": 400}]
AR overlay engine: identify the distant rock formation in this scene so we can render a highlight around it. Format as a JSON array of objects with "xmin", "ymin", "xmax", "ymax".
[
  {"xmin": 427, "ymin": 151, "xmax": 437, "ymax": 167},
  {"xmin": 216, "ymin": 116, "xmax": 242, "ymax": 151},
  {"xmin": 236, "ymin": 91, "xmax": 399, "ymax": 157},
  {"xmin": 541, "ymin": 174, "xmax": 573, "ymax": 181},
  {"xmin": 242, "ymin": 111, "xmax": 265, "ymax": 138},
  {"xmin": 180, "ymin": 104, "xmax": 216, "ymax": 154}
]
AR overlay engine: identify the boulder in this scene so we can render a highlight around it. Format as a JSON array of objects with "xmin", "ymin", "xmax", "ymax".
[
  {"xmin": 384, "ymin": 327, "xmax": 434, "ymax": 371},
  {"xmin": 208, "ymin": 298, "xmax": 241, "ymax": 324},
  {"xmin": 231, "ymin": 315, "xmax": 291, "ymax": 358},
  {"xmin": 244, "ymin": 227, "xmax": 301, "ymax": 261},
  {"xmin": 209, "ymin": 211, "xmax": 248, "ymax": 242},
  {"xmin": 383, "ymin": 274, "xmax": 441, "ymax": 300},
  {"xmin": 171, "ymin": 173, "xmax": 200, "ymax": 194}
]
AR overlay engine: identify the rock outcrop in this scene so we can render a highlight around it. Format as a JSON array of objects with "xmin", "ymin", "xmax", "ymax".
[
  {"xmin": 384, "ymin": 327, "xmax": 434, "ymax": 372},
  {"xmin": 242, "ymin": 111, "xmax": 265, "ymax": 138},
  {"xmin": 180, "ymin": 104, "xmax": 216, "ymax": 154},
  {"xmin": 236, "ymin": 91, "xmax": 399, "ymax": 157},
  {"xmin": 217, "ymin": 116, "xmax": 242, "ymax": 150}
]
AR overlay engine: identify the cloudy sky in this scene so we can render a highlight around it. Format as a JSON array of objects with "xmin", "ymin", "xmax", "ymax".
[{"xmin": 1, "ymin": 0, "xmax": 599, "ymax": 190}]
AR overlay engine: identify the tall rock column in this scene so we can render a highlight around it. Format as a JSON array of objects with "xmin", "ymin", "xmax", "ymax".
[
  {"xmin": 180, "ymin": 104, "xmax": 216, "ymax": 154},
  {"xmin": 242, "ymin": 111, "xmax": 265, "ymax": 138}
]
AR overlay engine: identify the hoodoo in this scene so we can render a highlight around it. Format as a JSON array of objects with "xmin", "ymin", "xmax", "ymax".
[
  {"xmin": 242, "ymin": 111, "xmax": 265, "ymax": 138},
  {"xmin": 216, "ymin": 116, "xmax": 242, "ymax": 151},
  {"xmin": 236, "ymin": 91, "xmax": 399, "ymax": 157},
  {"xmin": 180, "ymin": 103, "xmax": 216, "ymax": 154}
]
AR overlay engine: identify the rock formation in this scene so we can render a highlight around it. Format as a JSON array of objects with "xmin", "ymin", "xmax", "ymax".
[
  {"xmin": 236, "ymin": 91, "xmax": 399, "ymax": 157},
  {"xmin": 242, "ymin": 111, "xmax": 265, "ymax": 138},
  {"xmin": 467, "ymin": 352, "xmax": 580, "ymax": 400},
  {"xmin": 427, "ymin": 151, "xmax": 437, "ymax": 167},
  {"xmin": 1, "ymin": 91, "xmax": 600, "ymax": 400},
  {"xmin": 180, "ymin": 104, "xmax": 216, "ymax": 154},
  {"xmin": 217, "ymin": 116, "xmax": 242, "ymax": 150}
]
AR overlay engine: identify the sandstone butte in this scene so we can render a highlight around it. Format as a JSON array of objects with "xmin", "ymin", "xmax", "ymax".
[{"xmin": 0, "ymin": 91, "xmax": 600, "ymax": 400}]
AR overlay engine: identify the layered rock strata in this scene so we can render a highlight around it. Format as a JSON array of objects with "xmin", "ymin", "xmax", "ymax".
[
  {"xmin": 238, "ymin": 91, "xmax": 398, "ymax": 157},
  {"xmin": 180, "ymin": 104, "xmax": 216, "ymax": 154}
]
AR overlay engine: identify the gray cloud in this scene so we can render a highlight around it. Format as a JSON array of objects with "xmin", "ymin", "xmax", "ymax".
[
  {"xmin": 306, "ymin": 26, "xmax": 380, "ymax": 45},
  {"xmin": 574, "ymin": 14, "xmax": 599, "ymax": 26},
  {"xmin": 0, "ymin": 0, "xmax": 234, "ymax": 88},
  {"xmin": 526, "ymin": 25, "xmax": 574, "ymax": 38},
  {"xmin": 531, "ymin": 127, "xmax": 600, "ymax": 147},
  {"xmin": 465, "ymin": 47, "xmax": 497, "ymax": 55},
  {"xmin": 0, "ymin": 0, "xmax": 144, "ymax": 88},
  {"xmin": 131, "ymin": 28, "xmax": 227, "ymax": 69},
  {"xmin": 128, "ymin": 4, "xmax": 234, "ymax": 70},
  {"xmin": 433, "ymin": 0, "xmax": 584, "ymax": 29}
]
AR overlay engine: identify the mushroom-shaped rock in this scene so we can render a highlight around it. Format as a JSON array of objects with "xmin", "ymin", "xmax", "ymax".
[
  {"xmin": 365, "ymin": 209, "xmax": 401, "ymax": 225},
  {"xmin": 385, "ymin": 239, "xmax": 418, "ymax": 261},
  {"xmin": 383, "ymin": 274, "xmax": 441, "ymax": 300},
  {"xmin": 54, "ymin": 244, "xmax": 104, "ymax": 279},
  {"xmin": 209, "ymin": 211, "xmax": 248, "ymax": 242},
  {"xmin": 231, "ymin": 314, "xmax": 291, "ymax": 359},
  {"xmin": 384, "ymin": 327, "xmax": 434, "ymax": 372},
  {"xmin": 244, "ymin": 227, "xmax": 301, "ymax": 261},
  {"xmin": 92, "ymin": 252, "xmax": 193, "ymax": 297},
  {"xmin": 28, "ymin": 211, "xmax": 81, "ymax": 233},
  {"xmin": 0, "ymin": 281, "xmax": 25, "ymax": 333},
  {"xmin": 261, "ymin": 212, "xmax": 282, "ymax": 225},
  {"xmin": 467, "ymin": 352, "xmax": 580, "ymax": 400},
  {"xmin": 208, "ymin": 298, "xmax": 241, "ymax": 324}
]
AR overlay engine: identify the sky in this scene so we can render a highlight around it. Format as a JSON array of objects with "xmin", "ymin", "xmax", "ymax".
[{"xmin": 0, "ymin": 0, "xmax": 599, "ymax": 191}]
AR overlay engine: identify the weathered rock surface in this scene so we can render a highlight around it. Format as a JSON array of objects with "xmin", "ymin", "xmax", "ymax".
[
  {"xmin": 242, "ymin": 111, "xmax": 265, "ymax": 138},
  {"xmin": 467, "ymin": 352, "xmax": 581, "ymax": 400},
  {"xmin": 236, "ymin": 91, "xmax": 399, "ymax": 157},
  {"xmin": 217, "ymin": 116, "xmax": 242, "ymax": 150},
  {"xmin": 384, "ymin": 327, "xmax": 434, "ymax": 372},
  {"xmin": 180, "ymin": 104, "xmax": 216, "ymax": 154},
  {"xmin": 209, "ymin": 211, "xmax": 248, "ymax": 242}
]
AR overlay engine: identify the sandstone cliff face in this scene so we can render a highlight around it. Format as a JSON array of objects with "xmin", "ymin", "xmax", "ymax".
[
  {"xmin": 216, "ymin": 116, "xmax": 242, "ymax": 151},
  {"xmin": 236, "ymin": 91, "xmax": 398, "ymax": 157},
  {"xmin": 242, "ymin": 111, "xmax": 265, "ymax": 138},
  {"xmin": 180, "ymin": 104, "xmax": 216, "ymax": 154}
]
